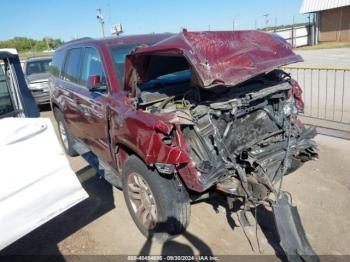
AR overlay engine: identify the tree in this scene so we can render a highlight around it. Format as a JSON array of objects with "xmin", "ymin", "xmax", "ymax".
[{"xmin": 0, "ymin": 37, "xmax": 64, "ymax": 52}]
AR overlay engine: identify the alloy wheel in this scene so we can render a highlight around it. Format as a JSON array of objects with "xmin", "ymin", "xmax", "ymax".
[{"xmin": 127, "ymin": 172, "xmax": 158, "ymax": 229}]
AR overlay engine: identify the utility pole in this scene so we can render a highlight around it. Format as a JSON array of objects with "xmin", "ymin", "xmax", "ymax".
[
  {"xmin": 96, "ymin": 8, "xmax": 105, "ymax": 38},
  {"xmin": 263, "ymin": 13, "xmax": 269, "ymax": 30},
  {"xmin": 307, "ymin": 13, "xmax": 312, "ymax": 45},
  {"xmin": 254, "ymin": 19, "xmax": 257, "ymax": 30},
  {"xmin": 292, "ymin": 15, "xmax": 295, "ymax": 48},
  {"xmin": 263, "ymin": 14, "xmax": 269, "ymax": 25},
  {"xmin": 232, "ymin": 15, "xmax": 238, "ymax": 31}
]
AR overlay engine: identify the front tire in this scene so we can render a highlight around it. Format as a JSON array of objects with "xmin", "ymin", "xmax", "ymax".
[
  {"xmin": 54, "ymin": 109, "xmax": 78, "ymax": 157},
  {"xmin": 122, "ymin": 155, "xmax": 190, "ymax": 242}
]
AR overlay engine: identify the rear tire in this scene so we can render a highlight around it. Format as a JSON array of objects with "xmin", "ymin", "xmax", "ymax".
[
  {"xmin": 122, "ymin": 155, "xmax": 190, "ymax": 242},
  {"xmin": 54, "ymin": 109, "xmax": 78, "ymax": 157}
]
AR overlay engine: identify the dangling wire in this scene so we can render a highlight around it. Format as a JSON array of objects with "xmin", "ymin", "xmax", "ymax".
[{"xmin": 277, "ymin": 88, "xmax": 294, "ymax": 195}]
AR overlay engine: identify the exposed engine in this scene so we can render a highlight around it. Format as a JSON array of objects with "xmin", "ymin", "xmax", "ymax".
[{"xmin": 136, "ymin": 69, "xmax": 317, "ymax": 201}]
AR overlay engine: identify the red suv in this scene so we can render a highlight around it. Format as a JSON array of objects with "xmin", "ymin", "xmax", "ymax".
[{"xmin": 49, "ymin": 30, "xmax": 317, "ymax": 257}]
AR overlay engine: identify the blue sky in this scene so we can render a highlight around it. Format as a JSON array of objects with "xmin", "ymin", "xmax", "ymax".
[{"xmin": 1, "ymin": 0, "xmax": 308, "ymax": 41}]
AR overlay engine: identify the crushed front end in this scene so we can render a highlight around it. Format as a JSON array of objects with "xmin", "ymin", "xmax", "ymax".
[
  {"xmin": 126, "ymin": 30, "xmax": 319, "ymax": 260},
  {"xmin": 137, "ymin": 69, "xmax": 318, "ymax": 260}
]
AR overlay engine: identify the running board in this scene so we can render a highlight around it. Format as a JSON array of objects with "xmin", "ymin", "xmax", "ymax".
[
  {"xmin": 73, "ymin": 141, "xmax": 122, "ymax": 188},
  {"xmin": 273, "ymin": 191, "xmax": 319, "ymax": 262}
]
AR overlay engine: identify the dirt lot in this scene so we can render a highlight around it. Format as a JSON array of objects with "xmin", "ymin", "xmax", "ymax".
[{"xmin": 2, "ymin": 109, "xmax": 350, "ymax": 260}]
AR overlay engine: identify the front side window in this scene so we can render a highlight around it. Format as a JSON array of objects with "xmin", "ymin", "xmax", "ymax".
[
  {"xmin": 25, "ymin": 59, "xmax": 51, "ymax": 76},
  {"xmin": 0, "ymin": 60, "xmax": 15, "ymax": 118},
  {"xmin": 81, "ymin": 47, "xmax": 107, "ymax": 93},
  {"xmin": 62, "ymin": 48, "xmax": 82, "ymax": 84}
]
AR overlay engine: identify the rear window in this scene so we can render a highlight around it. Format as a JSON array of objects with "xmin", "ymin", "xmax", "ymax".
[
  {"xmin": 62, "ymin": 48, "xmax": 82, "ymax": 84},
  {"xmin": 25, "ymin": 59, "xmax": 51, "ymax": 76},
  {"xmin": 0, "ymin": 61, "xmax": 15, "ymax": 118}
]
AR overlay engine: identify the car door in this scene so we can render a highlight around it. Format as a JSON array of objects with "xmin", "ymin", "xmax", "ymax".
[
  {"xmin": 0, "ymin": 118, "xmax": 89, "ymax": 250},
  {"xmin": 60, "ymin": 48, "xmax": 85, "ymax": 140},
  {"xmin": 74, "ymin": 47, "xmax": 112, "ymax": 165},
  {"xmin": 0, "ymin": 51, "xmax": 39, "ymax": 118},
  {"xmin": 0, "ymin": 50, "xmax": 88, "ymax": 250}
]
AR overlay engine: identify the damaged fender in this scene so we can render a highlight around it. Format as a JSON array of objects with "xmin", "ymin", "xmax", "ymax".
[{"xmin": 109, "ymin": 108, "xmax": 206, "ymax": 189}]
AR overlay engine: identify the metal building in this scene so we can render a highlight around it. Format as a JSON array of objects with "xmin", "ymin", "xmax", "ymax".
[{"xmin": 301, "ymin": 0, "xmax": 350, "ymax": 42}]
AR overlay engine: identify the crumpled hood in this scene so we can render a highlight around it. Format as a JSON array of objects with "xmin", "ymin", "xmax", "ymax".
[{"xmin": 126, "ymin": 30, "xmax": 303, "ymax": 88}]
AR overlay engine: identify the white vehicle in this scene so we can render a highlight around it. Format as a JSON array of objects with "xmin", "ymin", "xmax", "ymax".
[
  {"xmin": 0, "ymin": 49, "xmax": 88, "ymax": 250},
  {"xmin": 22, "ymin": 56, "xmax": 52, "ymax": 105}
]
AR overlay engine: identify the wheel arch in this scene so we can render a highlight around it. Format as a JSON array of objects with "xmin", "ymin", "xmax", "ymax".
[
  {"xmin": 51, "ymin": 101, "xmax": 61, "ymax": 119},
  {"xmin": 115, "ymin": 143, "xmax": 146, "ymax": 171}
]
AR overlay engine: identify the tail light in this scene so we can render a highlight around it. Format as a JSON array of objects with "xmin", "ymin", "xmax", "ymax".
[{"xmin": 290, "ymin": 79, "xmax": 304, "ymax": 113}]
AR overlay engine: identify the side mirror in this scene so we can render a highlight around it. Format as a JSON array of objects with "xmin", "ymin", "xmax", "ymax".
[{"xmin": 87, "ymin": 75, "xmax": 100, "ymax": 90}]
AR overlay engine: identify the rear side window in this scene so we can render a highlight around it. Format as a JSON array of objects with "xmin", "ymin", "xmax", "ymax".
[
  {"xmin": 50, "ymin": 50, "xmax": 65, "ymax": 77},
  {"xmin": 62, "ymin": 48, "xmax": 82, "ymax": 84}
]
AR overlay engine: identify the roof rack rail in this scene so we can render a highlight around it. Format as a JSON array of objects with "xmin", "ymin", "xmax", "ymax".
[
  {"xmin": 26, "ymin": 54, "xmax": 53, "ymax": 60},
  {"xmin": 62, "ymin": 37, "xmax": 94, "ymax": 46}
]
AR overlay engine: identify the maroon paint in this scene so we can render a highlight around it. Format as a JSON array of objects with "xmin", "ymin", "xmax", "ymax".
[
  {"xmin": 51, "ymin": 31, "xmax": 304, "ymax": 192},
  {"xmin": 126, "ymin": 30, "xmax": 303, "ymax": 88}
]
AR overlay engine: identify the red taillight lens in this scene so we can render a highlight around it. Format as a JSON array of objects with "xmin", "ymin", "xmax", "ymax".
[{"xmin": 290, "ymin": 79, "xmax": 304, "ymax": 113}]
